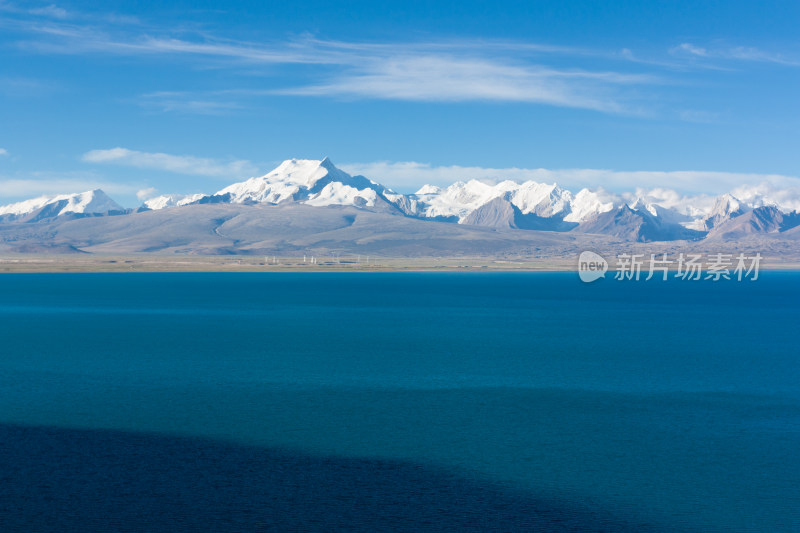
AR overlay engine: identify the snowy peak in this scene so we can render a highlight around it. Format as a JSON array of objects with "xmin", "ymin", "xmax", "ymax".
[
  {"xmin": 69, "ymin": 189, "xmax": 123, "ymax": 214},
  {"xmin": 510, "ymin": 181, "xmax": 572, "ymax": 217},
  {"xmin": 216, "ymin": 158, "xmax": 330, "ymax": 204},
  {"xmin": 268, "ymin": 157, "xmax": 342, "ymax": 188},
  {"xmin": 415, "ymin": 184, "xmax": 442, "ymax": 195},
  {"xmin": 411, "ymin": 179, "xmax": 612, "ymax": 223},
  {"xmin": 626, "ymin": 197, "xmax": 694, "ymax": 226},
  {"xmin": 629, "ymin": 197, "xmax": 655, "ymax": 215},
  {"xmin": 411, "ymin": 179, "xmax": 517, "ymax": 220},
  {"xmin": 0, "ymin": 189, "xmax": 123, "ymax": 220},
  {"xmin": 144, "ymin": 193, "xmax": 206, "ymax": 210},
  {"xmin": 712, "ymin": 193, "xmax": 745, "ymax": 217},
  {"xmin": 212, "ymin": 157, "xmax": 391, "ymax": 210},
  {"xmin": 563, "ymin": 189, "xmax": 616, "ymax": 223},
  {"xmin": 136, "ymin": 157, "xmax": 403, "ymax": 213},
  {"xmin": 702, "ymin": 193, "xmax": 750, "ymax": 230}
]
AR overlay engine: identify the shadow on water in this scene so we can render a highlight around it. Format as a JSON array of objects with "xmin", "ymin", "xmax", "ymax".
[{"xmin": 0, "ymin": 424, "xmax": 660, "ymax": 532}]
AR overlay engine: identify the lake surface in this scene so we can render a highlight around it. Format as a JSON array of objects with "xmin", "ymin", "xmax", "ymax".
[{"xmin": 1, "ymin": 272, "xmax": 798, "ymax": 531}]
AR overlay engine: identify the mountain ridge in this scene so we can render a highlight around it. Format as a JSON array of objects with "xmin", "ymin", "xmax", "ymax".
[{"xmin": 2, "ymin": 158, "xmax": 799, "ymax": 244}]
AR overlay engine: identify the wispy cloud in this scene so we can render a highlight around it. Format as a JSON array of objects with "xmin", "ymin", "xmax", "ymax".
[
  {"xmin": 670, "ymin": 42, "xmax": 800, "ymax": 66},
  {"xmin": 281, "ymin": 55, "xmax": 653, "ymax": 112},
  {"xmin": 0, "ymin": 1, "xmax": 67, "ymax": 19},
  {"xmin": 340, "ymin": 160, "xmax": 800, "ymax": 195},
  {"xmin": 726, "ymin": 46, "xmax": 800, "ymax": 66},
  {"xmin": 0, "ymin": 148, "xmax": 8, "ymax": 156},
  {"xmin": 82, "ymin": 147, "xmax": 257, "ymax": 178},
  {"xmin": 28, "ymin": 4, "xmax": 68, "ymax": 19},
  {"xmin": 671, "ymin": 43, "xmax": 709, "ymax": 58},
  {"xmin": 139, "ymin": 91, "xmax": 242, "ymax": 114},
  {"xmin": 6, "ymin": 4, "xmax": 796, "ymax": 116},
  {"xmin": 0, "ymin": 7, "xmax": 663, "ymax": 113},
  {"xmin": 136, "ymin": 187, "xmax": 157, "ymax": 201}
]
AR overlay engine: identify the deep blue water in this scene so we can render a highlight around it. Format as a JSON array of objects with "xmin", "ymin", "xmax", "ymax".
[{"xmin": 1, "ymin": 272, "xmax": 799, "ymax": 531}]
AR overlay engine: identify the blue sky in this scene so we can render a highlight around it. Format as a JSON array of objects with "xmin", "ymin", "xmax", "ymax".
[{"xmin": 1, "ymin": 0, "xmax": 799, "ymax": 207}]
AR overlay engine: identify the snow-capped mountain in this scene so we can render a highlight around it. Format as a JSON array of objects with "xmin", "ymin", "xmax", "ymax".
[
  {"xmin": 563, "ymin": 188, "xmax": 616, "ymax": 223},
  {"xmin": 144, "ymin": 193, "xmax": 206, "ymax": 210},
  {"xmin": 510, "ymin": 182, "xmax": 573, "ymax": 218},
  {"xmin": 212, "ymin": 157, "xmax": 404, "ymax": 212},
  {"xmin": 0, "ymin": 189, "xmax": 123, "ymax": 221},
  {"xmin": 414, "ymin": 179, "xmax": 798, "ymax": 240},
  {"xmin": 409, "ymin": 180, "xmax": 518, "ymax": 220},
  {"xmin": 4, "ymin": 157, "xmax": 800, "ymax": 244},
  {"xmin": 701, "ymin": 193, "xmax": 750, "ymax": 231},
  {"xmin": 142, "ymin": 158, "xmax": 405, "ymax": 213},
  {"xmin": 136, "ymin": 159, "xmax": 622, "ymax": 227},
  {"xmin": 134, "ymin": 157, "xmax": 735, "ymax": 236},
  {"xmin": 407, "ymin": 179, "xmax": 613, "ymax": 223},
  {"xmin": 628, "ymin": 198, "xmax": 695, "ymax": 227}
]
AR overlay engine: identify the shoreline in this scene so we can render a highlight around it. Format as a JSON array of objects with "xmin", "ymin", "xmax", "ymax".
[{"xmin": 1, "ymin": 254, "xmax": 798, "ymax": 273}]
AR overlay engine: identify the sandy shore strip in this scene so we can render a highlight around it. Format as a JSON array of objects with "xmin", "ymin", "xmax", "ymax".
[{"xmin": 0, "ymin": 254, "xmax": 798, "ymax": 273}]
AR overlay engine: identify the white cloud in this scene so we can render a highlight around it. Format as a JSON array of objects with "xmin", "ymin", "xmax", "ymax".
[
  {"xmin": 139, "ymin": 92, "xmax": 242, "ymax": 114},
  {"xmin": 6, "ymin": 6, "xmax": 795, "ymax": 121},
  {"xmin": 619, "ymin": 187, "xmax": 716, "ymax": 217},
  {"xmin": 82, "ymin": 147, "xmax": 257, "ymax": 178},
  {"xmin": 0, "ymin": 148, "xmax": 8, "ymax": 156},
  {"xmin": 28, "ymin": 4, "xmax": 69, "ymax": 19},
  {"xmin": 726, "ymin": 46, "xmax": 800, "ymax": 66},
  {"xmin": 671, "ymin": 43, "xmax": 708, "ymax": 57},
  {"xmin": 6, "ymin": 14, "xmax": 659, "ymax": 113},
  {"xmin": 134, "ymin": 37, "xmax": 319, "ymax": 64},
  {"xmin": 340, "ymin": 160, "xmax": 800, "ymax": 196},
  {"xmin": 730, "ymin": 182, "xmax": 800, "ymax": 212},
  {"xmin": 282, "ymin": 55, "xmax": 652, "ymax": 111},
  {"xmin": 136, "ymin": 187, "xmax": 157, "ymax": 201},
  {"xmin": 670, "ymin": 42, "xmax": 799, "ymax": 66}
]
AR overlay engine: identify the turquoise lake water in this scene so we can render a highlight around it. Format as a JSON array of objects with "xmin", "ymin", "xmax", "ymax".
[{"xmin": 0, "ymin": 272, "xmax": 798, "ymax": 531}]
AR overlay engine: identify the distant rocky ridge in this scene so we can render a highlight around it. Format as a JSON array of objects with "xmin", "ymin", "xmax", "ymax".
[
  {"xmin": 462, "ymin": 196, "xmax": 578, "ymax": 231},
  {"xmin": 2, "ymin": 158, "xmax": 800, "ymax": 247},
  {"xmin": 705, "ymin": 206, "xmax": 800, "ymax": 240}
]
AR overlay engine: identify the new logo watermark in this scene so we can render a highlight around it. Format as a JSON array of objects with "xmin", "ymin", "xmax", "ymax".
[
  {"xmin": 578, "ymin": 251, "xmax": 608, "ymax": 283},
  {"xmin": 578, "ymin": 252, "xmax": 761, "ymax": 282}
]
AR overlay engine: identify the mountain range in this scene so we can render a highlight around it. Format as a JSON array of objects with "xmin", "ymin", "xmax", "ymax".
[{"xmin": 2, "ymin": 158, "xmax": 800, "ymax": 255}]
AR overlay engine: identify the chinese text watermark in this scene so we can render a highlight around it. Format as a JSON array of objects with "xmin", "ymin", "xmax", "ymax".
[{"xmin": 578, "ymin": 251, "xmax": 761, "ymax": 282}]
